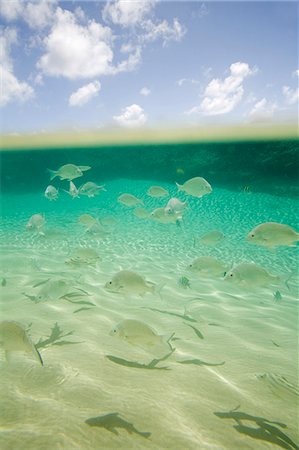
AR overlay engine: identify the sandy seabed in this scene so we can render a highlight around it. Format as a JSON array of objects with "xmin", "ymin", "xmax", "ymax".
[{"xmin": 0, "ymin": 180, "xmax": 298, "ymax": 450}]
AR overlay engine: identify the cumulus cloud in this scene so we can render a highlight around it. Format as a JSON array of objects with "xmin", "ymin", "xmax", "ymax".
[
  {"xmin": 103, "ymin": 0, "xmax": 185, "ymax": 46},
  {"xmin": 103, "ymin": 0, "xmax": 156, "ymax": 27},
  {"xmin": 69, "ymin": 81, "xmax": 101, "ymax": 107},
  {"xmin": 282, "ymin": 86, "xmax": 299, "ymax": 105},
  {"xmin": 37, "ymin": 8, "xmax": 114, "ymax": 79},
  {"xmin": 248, "ymin": 98, "xmax": 277, "ymax": 122},
  {"xmin": 186, "ymin": 62, "xmax": 256, "ymax": 116},
  {"xmin": 0, "ymin": 0, "xmax": 57, "ymax": 29},
  {"xmin": 113, "ymin": 104, "xmax": 147, "ymax": 127},
  {"xmin": 140, "ymin": 87, "xmax": 151, "ymax": 96},
  {"xmin": 0, "ymin": 28, "xmax": 34, "ymax": 107}
]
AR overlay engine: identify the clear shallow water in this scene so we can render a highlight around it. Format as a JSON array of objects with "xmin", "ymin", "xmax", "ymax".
[{"xmin": 0, "ymin": 154, "xmax": 298, "ymax": 449}]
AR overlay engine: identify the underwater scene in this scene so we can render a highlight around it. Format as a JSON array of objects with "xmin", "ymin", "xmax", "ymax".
[{"xmin": 0, "ymin": 136, "xmax": 298, "ymax": 450}]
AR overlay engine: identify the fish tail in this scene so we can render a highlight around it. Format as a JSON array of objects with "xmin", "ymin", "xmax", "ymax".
[
  {"xmin": 175, "ymin": 182, "xmax": 182, "ymax": 191},
  {"xmin": 47, "ymin": 169, "xmax": 57, "ymax": 180}
]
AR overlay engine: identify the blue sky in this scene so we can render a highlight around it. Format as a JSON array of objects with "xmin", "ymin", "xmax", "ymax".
[{"xmin": 0, "ymin": 0, "xmax": 298, "ymax": 133}]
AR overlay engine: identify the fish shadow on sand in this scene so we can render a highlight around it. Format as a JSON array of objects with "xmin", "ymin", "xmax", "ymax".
[
  {"xmin": 35, "ymin": 322, "xmax": 83, "ymax": 350},
  {"xmin": 85, "ymin": 412, "xmax": 151, "ymax": 438},
  {"xmin": 106, "ymin": 349, "xmax": 175, "ymax": 370},
  {"xmin": 142, "ymin": 307, "xmax": 197, "ymax": 323},
  {"xmin": 214, "ymin": 407, "xmax": 299, "ymax": 450}
]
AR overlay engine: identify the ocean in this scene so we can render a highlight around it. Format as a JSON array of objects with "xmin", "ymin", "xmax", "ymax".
[{"xmin": 0, "ymin": 134, "xmax": 298, "ymax": 450}]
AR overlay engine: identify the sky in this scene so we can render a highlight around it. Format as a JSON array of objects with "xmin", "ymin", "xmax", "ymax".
[{"xmin": 0, "ymin": 0, "xmax": 298, "ymax": 133}]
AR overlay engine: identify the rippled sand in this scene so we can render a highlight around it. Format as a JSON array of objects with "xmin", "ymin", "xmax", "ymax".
[{"xmin": 0, "ymin": 180, "xmax": 298, "ymax": 450}]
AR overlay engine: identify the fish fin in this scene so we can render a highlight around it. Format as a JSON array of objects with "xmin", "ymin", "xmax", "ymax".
[
  {"xmin": 78, "ymin": 166, "xmax": 91, "ymax": 171},
  {"xmin": 34, "ymin": 346, "xmax": 44, "ymax": 366},
  {"xmin": 47, "ymin": 169, "xmax": 57, "ymax": 180},
  {"xmin": 175, "ymin": 182, "xmax": 182, "ymax": 191}
]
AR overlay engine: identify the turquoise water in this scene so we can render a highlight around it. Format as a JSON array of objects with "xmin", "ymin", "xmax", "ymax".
[{"xmin": 0, "ymin": 141, "xmax": 298, "ymax": 450}]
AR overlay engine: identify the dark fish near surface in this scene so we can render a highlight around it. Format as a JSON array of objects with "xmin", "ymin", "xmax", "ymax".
[
  {"xmin": 178, "ymin": 358, "xmax": 225, "ymax": 367},
  {"xmin": 106, "ymin": 349, "xmax": 175, "ymax": 370},
  {"xmin": 85, "ymin": 412, "xmax": 151, "ymax": 438},
  {"xmin": 185, "ymin": 323, "xmax": 204, "ymax": 339},
  {"xmin": 142, "ymin": 307, "xmax": 197, "ymax": 323},
  {"xmin": 256, "ymin": 372, "xmax": 299, "ymax": 398}
]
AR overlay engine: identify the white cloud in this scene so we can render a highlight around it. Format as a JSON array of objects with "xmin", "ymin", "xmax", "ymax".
[
  {"xmin": 103, "ymin": 0, "xmax": 185, "ymax": 46},
  {"xmin": 69, "ymin": 81, "xmax": 101, "ymax": 107},
  {"xmin": 113, "ymin": 104, "xmax": 147, "ymax": 127},
  {"xmin": 248, "ymin": 98, "xmax": 277, "ymax": 122},
  {"xmin": 293, "ymin": 69, "xmax": 299, "ymax": 78},
  {"xmin": 113, "ymin": 46, "xmax": 142, "ymax": 74},
  {"xmin": 0, "ymin": 1, "xmax": 57, "ymax": 29},
  {"xmin": 37, "ymin": 8, "xmax": 114, "ymax": 79},
  {"xmin": 103, "ymin": 0, "xmax": 156, "ymax": 27},
  {"xmin": 0, "ymin": 28, "xmax": 34, "ymax": 107},
  {"xmin": 140, "ymin": 87, "xmax": 151, "ymax": 96},
  {"xmin": 282, "ymin": 86, "xmax": 299, "ymax": 105},
  {"xmin": 186, "ymin": 62, "xmax": 256, "ymax": 116},
  {"xmin": 140, "ymin": 18, "xmax": 186, "ymax": 45},
  {"xmin": 192, "ymin": 3, "xmax": 209, "ymax": 19},
  {"xmin": 176, "ymin": 78, "xmax": 199, "ymax": 87}
]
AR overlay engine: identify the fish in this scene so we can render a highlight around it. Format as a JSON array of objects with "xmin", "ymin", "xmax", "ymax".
[
  {"xmin": 255, "ymin": 372, "xmax": 299, "ymax": 398},
  {"xmin": 48, "ymin": 164, "xmax": 90, "ymax": 181},
  {"xmin": 65, "ymin": 248, "xmax": 101, "ymax": 266},
  {"xmin": 26, "ymin": 214, "xmax": 46, "ymax": 233},
  {"xmin": 224, "ymin": 263, "xmax": 280, "ymax": 288},
  {"xmin": 106, "ymin": 349, "xmax": 175, "ymax": 370},
  {"xmin": 142, "ymin": 307, "xmax": 197, "ymax": 323},
  {"xmin": 79, "ymin": 182, "xmax": 106, "ymax": 198},
  {"xmin": 178, "ymin": 358, "xmax": 225, "ymax": 367},
  {"xmin": 185, "ymin": 323, "xmax": 204, "ymax": 339},
  {"xmin": 64, "ymin": 181, "xmax": 80, "ymax": 198},
  {"xmin": 105, "ymin": 270, "xmax": 156, "ymax": 297},
  {"xmin": 134, "ymin": 207, "xmax": 151, "ymax": 219},
  {"xmin": 176, "ymin": 176, "xmax": 212, "ymax": 198},
  {"xmin": 0, "ymin": 321, "xmax": 43, "ymax": 365},
  {"xmin": 164, "ymin": 198, "xmax": 186, "ymax": 218},
  {"xmin": 99, "ymin": 216, "xmax": 118, "ymax": 228},
  {"xmin": 198, "ymin": 230, "xmax": 225, "ymax": 247},
  {"xmin": 188, "ymin": 256, "xmax": 227, "ymax": 278},
  {"xmin": 85, "ymin": 412, "xmax": 151, "ymax": 438},
  {"xmin": 247, "ymin": 222, "xmax": 299, "ymax": 248},
  {"xmin": 117, "ymin": 193, "xmax": 143, "ymax": 207},
  {"xmin": 178, "ymin": 276, "xmax": 191, "ymax": 289},
  {"xmin": 150, "ymin": 207, "xmax": 178, "ymax": 224},
  {"xmin": 44, "ymin": 185, "xmax": 59, "ymax": 201},
  {"xmin": 147, "ymin": 186, "xmax": 169, "ymax": 198},
  {"xmin": 78, "ymin": 214, "xmax": 103, "ymax": 232},
  {"xmin": 273, "ymin": 290, "xmax": 282, "ymax": 301},
  {"xmin": 24, "ymin": 278, "xmax": 87, "ymax": 303},
  {"xmin": 110, "ymin": 319, "xmax": 173, "ymax": 352}
]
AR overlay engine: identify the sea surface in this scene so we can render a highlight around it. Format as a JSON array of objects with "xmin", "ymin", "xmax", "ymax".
[{"xmin": 0, "ymin": 139, "xmax": 298, "ymax": 450}]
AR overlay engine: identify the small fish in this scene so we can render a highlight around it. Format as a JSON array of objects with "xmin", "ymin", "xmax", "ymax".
[
  {"xmin": 256, "ymin": 372, "xmax": 299, "ymax": 398},
  {"xmin": 110, "ymin": 319, "xmax": 173, "ymax": 352},
  {"xmin": 150, "ymin": 207, "xmax": 178, "ymax": 224},
  {"xmin": 44, "ymin": 185, "xmax": 59, "ymax": 201},
  {"xmin": 147, "ymin": 186, "xmax": 169, "ymax": 198},
  {"xmin": 105, "ymin": 270, "xmax": 156, "ymax": 297},
  {"xmin": 106, "ymin": 349, "xmax": 174, "ymax": 370},
  {"xmin": 1, "ymin": 278, "xmax": 7, "ymax": 287},
  {"xmin": 117, "ymin": 193, "xmax": 143, "ymax": 207},
  {"xmin": 78, "ymin": 214, "xmax": 103, "ymax": 232},
  {"xmin": 247, "ymin": 222, "xmax": 299, "ymax": 248},
  {"xmin": 164, "ymin": 197, "xmax": 186, "ymax": 218},
  {"xmin": 178, "ymin": 358, "xmax": 225, "ymax": 367},
  {"xmin": 64, "ymin": 181, "xmax": 80, "ymax": 198},
  {"xmin": 134, "ymin": 207, "xmax": 150, "ymax": 219},
  {"xmin": 188, "ymin": 256, "xmax": 227, "ymax": 278},
  {"xmin": 176, "ymin": 168, "xmax": 185, "ymax": 175},
  {"xmin": 178, "ymin": 276, "xmax": 191, "ymax": 289},
  {"xmin": 198, "ymin": 230, "xmax": 225, "ymax": 247},
  {"xmin": 100, "ymin": 216, "xmax": 118, "ymax": 228},
  {"xmin": 176, "ymin": 176, "xmax": 212, "ymax": 198},
  {"xmin": 48, "ymin": 164, "xmax": 90, "ymax": 181},
  {"xmin": 273, "ymin": 290, "xmax": 282, "ymax": 301},
  {"xmin": 79, "ymin": 181, "xmax": 106, "ymax": 198},
  {"xmin": 85, "ymin": 412, "xmax": 151, "ymax": 438},
  {"xmin": 26, "ymin": 214, "xmax": 46, "ymax": 233},
  {"xmin": 65, "ymin": 248, "xmax": 101, "ymax": 266},
  {"xmin": 0, "ymin": 321, "xmax": 43, "ymax": 365},
  {"xmin": 185, "ymin": 323, "xmax": 204, "ymax": 339},
  {"xmin": 142, "ymin": 307, "xmax": 197, "ymax": 323},
  {"xmin": 224, "ymin": 263, "xmax": 280, "ymax": 288}
]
